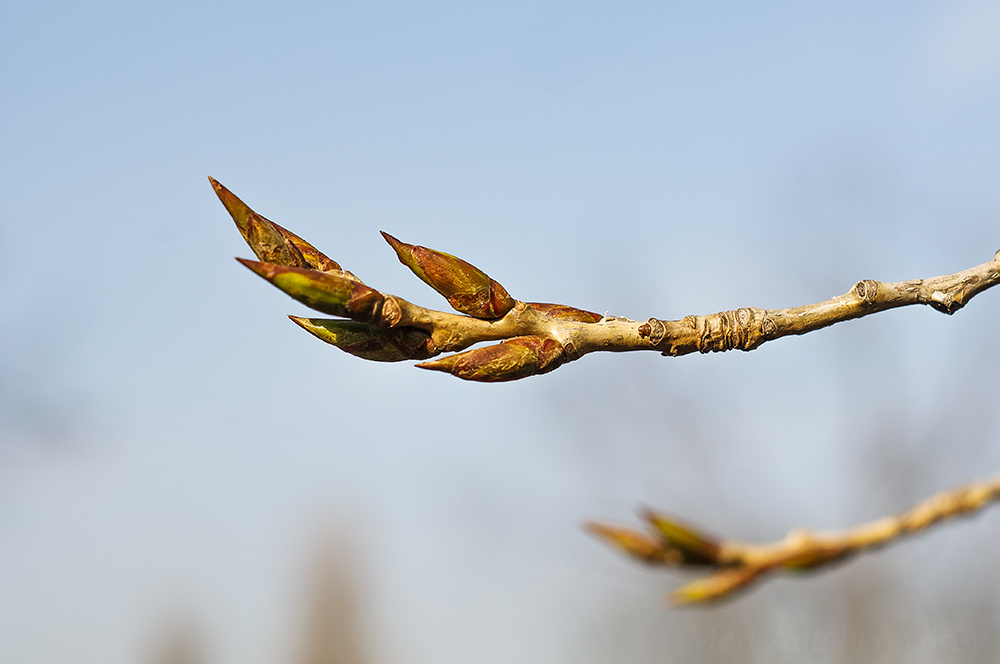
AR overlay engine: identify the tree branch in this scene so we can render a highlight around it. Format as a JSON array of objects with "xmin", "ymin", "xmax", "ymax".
[
  {"xmin": 648, "ymin": 254, "xmax": 1000, "ymax": 356},
  {"xmin": 586, "ymin": 475, "xmax": 1000, "ymax": 606},
  {"xmin": 211, "ymin": 177, "xmax": 1000, "ymax": 381},
  {"xmin": 212, "ymin": 178, "xmax": 1000, "ymax": 605}
]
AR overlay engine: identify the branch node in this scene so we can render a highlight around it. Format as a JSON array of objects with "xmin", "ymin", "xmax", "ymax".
[
  {"xmin": 379, "ymin": 295, "xmax": 403, "ymax": 328},
  {"xmin": 929, "ymin": 290, "xmax": 960, "ymax": 315},
  {"xmin": 698, "ymin": 307, "xmax": 767, "ymax": 353},
  {"xmin": 642, "ymin": 318, "xmax": 667, "ymax": 345},
  {"xmin": 761, "ymin": 316, "xmax": 777, "ymax": 338},
  {"xmin": 854, "ymin": 279, "xmax": 880, "ymax": 303}
]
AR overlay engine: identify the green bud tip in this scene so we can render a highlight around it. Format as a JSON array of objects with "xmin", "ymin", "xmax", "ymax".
[
  {"xmin": 641, "ymin": 508, "xmax": 721, "ymax": 566},
  {"xmin": 668, "ymin": 567, "xmax": 763, "ymax": 607},
  {"xmin": 238, "ymin": 258, "xmax": 385, "ymax": 322},
  {"xmin": 584, "ymin": 522, "xmax": 670, "ymax": 564}
]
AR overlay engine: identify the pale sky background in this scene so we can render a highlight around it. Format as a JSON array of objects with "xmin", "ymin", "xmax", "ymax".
[{"xmin": 3, "ymin": 2, "xmax": 1000, "ymax": 663}]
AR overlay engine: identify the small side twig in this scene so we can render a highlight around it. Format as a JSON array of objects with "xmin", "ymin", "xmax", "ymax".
[{"xmin": 586, "ymin": 475, "xmax": 1000, "ymax": 606}]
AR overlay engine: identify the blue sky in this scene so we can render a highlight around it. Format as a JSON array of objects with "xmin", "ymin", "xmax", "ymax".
[{"xmin": 3, "ymin": 2, "xmax": 1000, "ymax": 663}]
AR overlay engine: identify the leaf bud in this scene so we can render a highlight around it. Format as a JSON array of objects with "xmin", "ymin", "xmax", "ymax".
[
  {"xmin": 288, "ymin": 317, "xmax": 436, "ymax": 362},
  {"xmin": 669, "ymin": 567, "xmax": 763, "ymax": 606},
  {"xmin": 584, "ymin": 521, "xmax": 673, "ymax": 564},
  {"xmin": 381, "ymin": 232, "xmax": 514, "ymax": 319},
  {"xmin": 641, "ymin": 508, "xmax": 721, "ymax": 566},
  {"xmin": 416, "ymin": 335, "xmax": 565, "ymax": 382},
  {"xmin": 210, "ymin": 177, "xmax": 342, "ymax": 272},
  {"xmin": 238, "ymin": 259, "xmax": 384, "ymax": 322}
]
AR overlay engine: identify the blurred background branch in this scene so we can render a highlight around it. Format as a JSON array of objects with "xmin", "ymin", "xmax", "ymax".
[{"xmin": 588, "ymin": 475, "xmax": 1000, "ymax": 605}]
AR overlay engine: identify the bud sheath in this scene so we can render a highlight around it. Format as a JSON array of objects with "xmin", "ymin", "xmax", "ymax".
[
  {"xmin": 416, "ymin": 336, "xmax": 565, "ymax": 382},
  {"xmin": 381, "ymin": 232, "xmax": 515, "ymax": 319},
  {"xmin": 210, "ymin": 177, "xmax": 342, "ymax": 272}
]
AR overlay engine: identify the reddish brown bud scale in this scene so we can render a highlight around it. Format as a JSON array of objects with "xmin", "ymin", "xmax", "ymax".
[
  {"xmin": 210, "ymin": 177, "xmax": 342, "ymax": 272},
  {"xmin": 527, "ymin": 302, "xmax": 603, "ymax": 323},
  {"xmin": 381, "ymin": 232, "xmax": 515, "ymax": 319},
  {"xmin": 417, "ymin": 335, "xmax": 565, "ymax": 382}
]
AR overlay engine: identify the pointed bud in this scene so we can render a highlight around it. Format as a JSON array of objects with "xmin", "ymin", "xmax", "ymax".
[
  {"xmin": 238, "ymin": 259, "xmax": 384, "ymax": 322},
  {"xmin": 289, "ymin": 317, "xmax": 437, "ymax": 362},
  {"xmin": 210, "ymin": 177, "xmax": 342, "ymax": 272},
  {"xmin": 527, "ymin": 302, "xmax": 603, "ymax": 323},
  {"xmin": 381, "ymin": 232, "xmax": 515, "ymax": 319},
  {"xmin": 669, "ymin": 567, "xmax": 763, "ymax": 606},
  {"xmin": 585, "ymin": 522, "xmax": 675, "ymax": 565},
  {"xmin": 642, "ymin": 508, "xmax": 721, "ymax": 566},
  {"xmin": 416, "ymin": 335, "xmax": 564, "ymax": 382}
]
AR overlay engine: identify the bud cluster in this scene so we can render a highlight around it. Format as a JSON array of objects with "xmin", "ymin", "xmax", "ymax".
[
  {"xmin": 588, "ymin": 510, "xmax": 722, "ymax": 568},
  {"xmin": 586, "ymin": 510, "xmax": 763, "ymax": 605},
  {"xmin": 213, "ymin": 177, "xmax": 605, "ymax": 381}
]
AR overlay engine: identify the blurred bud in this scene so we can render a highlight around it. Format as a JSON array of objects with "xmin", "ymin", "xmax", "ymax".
[
  {"xmin": 380, "ymin": 232, "xmax": 515, "ymax": 319},
  {"xmin": 669, "ymin": 567, "xmax": 763, "ymax": 606},
  {"xmin": 641, "ymin": 508, "xmax": 721, "ymax": 566},
  {"xmin": 527, "ymin": 302, "xmax": 603, "ymax": 323},
  {"xmin": 585, "ymin": 522, "xmax": 673, "ymax": 564},
  {"xmin": 238, "ymin": 259, "xmax": 384, "ymax": 322},
  {"xmin": 210, "ymin": 177, "xmax": 342, "ymax": 272},
  {"xmin": 779, "ymin": 541, "xmax": 849, "ymax": 571},
  {"xmin": 416, "ymin": 335, "xmax": 564, "ymax": 382},
  {"xmin": 289, "ymin": 317, "xmax": 437, "ymax": 362}
]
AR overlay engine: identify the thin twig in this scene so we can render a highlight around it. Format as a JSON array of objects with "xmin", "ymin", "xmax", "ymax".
[
  {"xmin": 586, "ymin": 475, "xmax": 1000, "ymax": 605},
  {"xmin": 646, "ymin": 254, "xmax": 1000, "ymax": 356},
  {"xmin": 210, "ymin": 177, "xmax": 1000, "ymax": 382}
]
